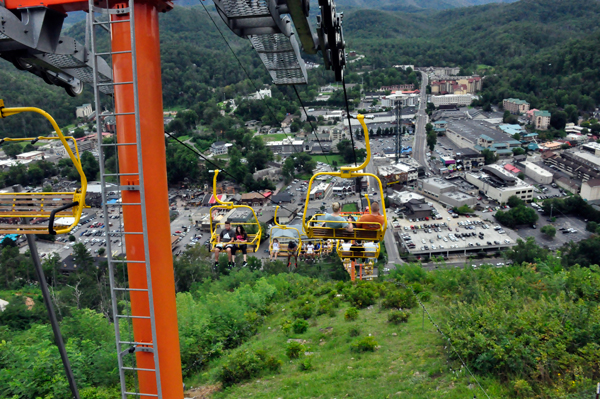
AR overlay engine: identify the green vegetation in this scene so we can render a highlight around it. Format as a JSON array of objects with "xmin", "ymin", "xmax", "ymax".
[
  {"xmin": 495, "ymin": 195, "xmax": 538, "ymax": 228},
  {"xmin": 337, "ymin": 139, "xmax": 366, "ymax": 165},
  {"xmin": 342, "ymin": 203, "xmax": 359, "ymax": 213},
  {"xmin": 425, "ymin": 123, "xmax": 436, "ymax": 151},
  {"xmin": 452, "ymin": 204, "xmax": 473, "ymax": 215},
  {"xmin": 311, "ymin": 154, "xmax": 345, "ymax": 166},
  {"xmin": 261, "ymin": 133, "xmax": 288, "ymax": 142},
  {"xmin": 541, "ymin": 224, "xmax": 556, "ymax": 238}
]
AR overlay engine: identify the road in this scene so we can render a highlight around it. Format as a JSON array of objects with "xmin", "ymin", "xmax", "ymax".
[
  {"xmin": 363, "ymin": 154, "xmax": 403, "ymax": 267},
  {"xmin": 413, "ymin": 72, "xmax": 429, "ymax": 171}
]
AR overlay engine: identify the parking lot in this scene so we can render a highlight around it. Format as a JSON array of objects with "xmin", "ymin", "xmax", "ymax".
[{"xmin": 392, "ymin": 200, "xmax": 517, "ymax": 257}]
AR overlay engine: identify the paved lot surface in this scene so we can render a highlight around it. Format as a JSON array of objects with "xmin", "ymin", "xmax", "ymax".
[{"xmin": 392, "ymin": 200, "xmax": 518, "ymax": 258}]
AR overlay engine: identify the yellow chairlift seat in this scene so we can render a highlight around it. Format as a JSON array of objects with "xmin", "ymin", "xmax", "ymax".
[
  {"xmin": 0, "ymin": 100, "xmax": 87, "ymax": 235},
  {"xmin": 336, "ymin": 240, "xmax": 380, "ymax": 260},
  {"xmin": 302, "ymin": 115, "xmax": 387, "ymax": 241},
  {"xmin": 209, "ymin": 170, "xmax": 261, "ymax": 253},
  {"xmin": 269, "ymin": 206, "xmax": 302, "ymax": 257}
]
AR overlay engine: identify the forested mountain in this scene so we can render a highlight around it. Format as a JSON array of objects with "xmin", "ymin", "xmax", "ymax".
[
  {"xmin": 318, "ymin": 0, "xmax": 520, "ymax": 11},
  {"xmin": 1, "ymin": 0, "xmax": 600, "ymax": 137}
]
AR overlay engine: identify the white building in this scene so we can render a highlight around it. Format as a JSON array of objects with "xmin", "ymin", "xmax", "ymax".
[
  {"xmin": 519, "ymin": 161, "xmax": 553, "ymax": 184},
  {"xmin": 381, "ymin": 92, "xmax": 420, "ymax": 108},
  {"xmin": 431, "ymin": 94, "xmax": 473, "ymax": 108},
  {"xmin": 75, "ymin": 103, "xmax": 93, "ymax": 119},
  {"xmin": 248, "ymin": 88, "xmax": 272, "ymax": 100},
  {"xmin": 265, "ymin": 138, "xmax": 304, "ymax": 155},
  {"xmin": 465, "ymin": 164, "xmax": 534, "ymax": 203},
  {"xmin": 210, "ymin": 141, "xmax": 232, "ymax": 155},
  {"xmin": 582, "ymin": 142, "xmax": 600, "ymax": 156},
  {"xmin": 16, "ymin": 150, "xmax": 44, "ymax": 161},
  {"xmin": 581, "ymin": 179, "xmax": 600, "ymax": 201}
]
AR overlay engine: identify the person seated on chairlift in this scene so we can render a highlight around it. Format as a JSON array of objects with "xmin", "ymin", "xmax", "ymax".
[
  {"xmin": 214, "ymin": 220, "xmax": 235, "ymax": 269},
  {"xmin": 321, "ymin": 202, "xmax": 353, "ymax": 232},
  {"xmin": 356, "ymin": 201, "xmax": 386, "ymax": 230}
]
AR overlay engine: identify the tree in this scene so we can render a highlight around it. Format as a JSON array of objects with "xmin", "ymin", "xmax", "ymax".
[
  {"xmin": 495, "ymin": 205, "xmax": 538, "ymax": 228},
  {"xmin": 73, "ymin": 127, "xmax": 86, "ymax": 139},
  {"xmin": 507, "ymin": 195, "xmax": 525, "ymax": 208},
  {"xmin": 504, "ymin": 237, "xmax": 548, "ymax": 265},
  {"xmin": 517, "ymin": 172, "xmax": 526, "ymax": 180},
  {"xmin": 426, "ymin": 131, "xmax": 437, "ymax": 151},
  {"xmin": 481, "ymin": 148, "xmax": 498, "ymax": 165},
  {"xmin": 293, "ymin": 152, "xmax": 316, "ymax": 175},
  {"xmin": 541, "ymin": 225, "xmax": 556, "ymax": 238},
  {"xmin": 282, "ymin": 157, "xmax": 295, "ymax": 181},
  {"xmin": 98, "ymin": 247, "xmax": 106, "ymax": 257},
  {"xmin": 68, "ymin": 235, "xmax": 76, "ymax": 242},
  {"xmin": 550, "ymin": 111, "xmax": 568, "ymax": 130},
  {"xmin": 513, "ymin": 147, "xmax": 525, "ymax": 156},
  {"xmin": 453, "ymin": 205, "xmax": 474, "ymax": 215},
  {"xmin": 2, "ymin": 143, "xmax": 22, "ymax": 158},
  {"xmin": 81, "ymin": 151, "xmax": 100, "ymax": 181}
]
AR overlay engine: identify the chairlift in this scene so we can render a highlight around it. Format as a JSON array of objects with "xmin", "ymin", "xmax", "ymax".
[
  {"xmin": 0, "ymin": 100, "xmax": 87, "ymax": 235},
  {"xmin": 302, "ymin": 115, "xmax": 387, "ymax": 241},
  {"xmin": 208, "ymin": 170, "xmax": 261, "ymax": 253}
]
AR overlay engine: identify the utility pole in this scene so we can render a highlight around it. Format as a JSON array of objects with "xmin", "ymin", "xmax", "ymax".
[{"xmin": 550, "ymin": 203, "xmax": 553, "ymax": 219}]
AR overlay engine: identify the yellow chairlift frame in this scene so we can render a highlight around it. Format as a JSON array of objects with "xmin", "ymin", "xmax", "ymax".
[
  {"xmin": 209, "ymin": 170, "xmax": 261, "ymax": 253},
  {"xmin": 335, "ymin": 240, "xmax": 380, "ymax": 260},
  {"xmin": 269, "ymin": 205, "xmax": 302, "ymax": 257},
  {"xmin": 302, "ymin": 115, "xmax": 387, "ymax": 241},
  {"xmin": 0, "ymin": 100, "xmax": 88, "ymax": 235}
]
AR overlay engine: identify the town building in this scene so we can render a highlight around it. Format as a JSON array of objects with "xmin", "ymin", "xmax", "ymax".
[
  {"xmin": 404, "ymin": 198, "xmax": 433, "ymax": 219},
  {"xmin": 416, "ymin": 66, "xmax": 460, "ymax": 77},
  {"xmin": 265, "ymin": 138, "xmax": 304, "ymax": 155},
  {"xmin": 581, "ymin": 142, "xmax": 600, "ymax": 156},
  {"xmin": 466, "ymin": 164, "xmax": 534, "ymax": 202},
  {"xmin": 377, "ymin": 162, "xmax": 418, "ymax": 185},
  {"xmin": 431, "ymin": 94, "xmax": 473, "ymax": 108},
  {"xmin": 210, "ymin": 141, "xmax": 233, "ymax": 155},
  {"xmin": 538, "ymin": 141, "xmax": 562, "ymax": 152},
  {"xmin": 503, "ymin": 98, "xmax": 530, "ymax": 115},
  {"xmin": 380, "ymin": 84, "xmax": 415, "ymax": 92},
  {"xmin": 248, "ymin": 88, "xmax": 272, "ymax": 100},
  {"xmin": 533, "ymin": 110, "xmax": 551, "ymax": 130},
  {"xmin": 329, "ymin": 128, "xmax": 345, "ymax": 141},
  {"xmin": 253, "ymin": 162, "xmax": 282, "ymax": 181},
  {"xmin": 75, "ymin": 103, "xmax": 93, "ymax": 119},
  {"xmin": 516, "ymin": 160, "xmax": 553, "ymax": 184},
  {"xmin": 241, "ymin": 192, "xmax": 269, "ymax": 207},
  {"xmin": 580, "ymin": 179, "xmax": 600, "ymax": 201},
  {"xmin": 453, "ymin": 148, "xmax": 484, "ymax": 170},
  {"xmin": 430, "ymin": 76, "xmax": 482, "ymax": 95},
  {"xmin": 381, "ymin": 92, "xmax": 420, "ymax": 108},
  {"xmin": 416, "ymin": 177, "xmax": 477, "ymax": 208},
  {"xmin": 543, "ymin": 151, "xmax": 600, "ymax": 183},
  {"xmin": 309, "ymin": 182, "xmax": 331, "ymax": 200},
  {"xmin": 16, "ymin": 150, "xmax": 44, "ymax": 161}
]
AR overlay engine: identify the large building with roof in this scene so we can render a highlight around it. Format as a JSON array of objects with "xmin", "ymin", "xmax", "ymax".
[
  {"xmin": 416, "ymin": 177, "xmax": 477, "ymax": 208},
  {"xmin": 265, "ymin": 137, "xmax": 305, "ymax": 155},
  {"xmin": 503, "ymin": 98, "xmax": 530, "ymax": 115},
  {"xmin": 581, "ymin": 179, "xmax": 600, "ymax": 201},
  {"xmin": 515, "ymin": 160, "xmax": 553, "ymax": 184},
  {"xmin": 431, "ymin": 94, "xmax": 473, "ymax": 108},
  {"xmin": 533, "ymin": 110, "xmax": 551, "ymax": 130},
  {"xmin": 465, "ymin": 164, "xmax": 534, "ymax": 203}
]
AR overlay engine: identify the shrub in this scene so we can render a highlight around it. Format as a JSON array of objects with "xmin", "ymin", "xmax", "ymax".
[
  {"xmin": 217, "ymin": 349, "xmax": 280, "ymax": 386},
  {"xmin": 351, "ymin": 336, "xmax": 378, "ymax": 353},
  {"xmin": 327, "ymin": 306, "xmax": 337, "ymax": 317},
  {"xmin": 344, "ymin": 307, "xmax": 359, "ymax": 321},
  {"xmin": 292, "ymin": 319, "xmax": 309, "ymax": 334},
  {"xmin": 344, "ymin": 285, "xmax": 378, "ymax": 308},
  {"xmin": 349, "ymin": 327, "xmax": 361, "ymax": 337},
  {"xmin": 513, "ymin": 379, "xmax": 533, "ymax": 398},
  {"xmin": 286, "ymin": 341, "xmax": 305, "ymax": 359},
  {"xmin": 381, "ymin": 289, "xmax": 416, "ymax": 309},
  {"xmin": 292, "ymin": 303, "xmax": 315, "ymax": 320},
  {"xmin": 388, "ymin": 309, "xmax": 410, "ymax": 325},
  {"xmin": 281, "ymin": 320, "xmax": 293, "ymax": 336},
  {"xmin": 417, "ymin": 291, "xmax": 431, "ymax": 302},
  {"xmin": 316, "ymin": 302, "xmax": 331, "ymax": 316},
  {"xmin": 298, "ymin": 356, "xmax": 314, "ymax": 372}
]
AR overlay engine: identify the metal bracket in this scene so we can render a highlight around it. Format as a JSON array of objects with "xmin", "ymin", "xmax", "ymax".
[{"xmin": 120, "ymin": 345, "xmax": 154, "ymax": 357}]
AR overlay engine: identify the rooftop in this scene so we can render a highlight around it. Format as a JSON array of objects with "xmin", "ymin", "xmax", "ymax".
[
  {"xmin": 584, "ymin": 179, "xmax": 600, "ymax": 188},
  {"xmin": 520, "ymin": 160, "xmax": 553, "ymax": 177},
  {"xmin": 505, "ymin": 98, "xmax": 529, "ymax": 105},
  {"xmin": 498, "ymin": 124, "xmax": 525, "ymax": 136},
  {"xmin": 448, "ymin": 119, "xmax": 513, "ymax": 145},
  {"xmin": 421, "ymin": 177, "xmax": 455, "ymax": 190},
  {"xmin": 534, "ymin": 110, "xmax": 551, "ymax": 117}
]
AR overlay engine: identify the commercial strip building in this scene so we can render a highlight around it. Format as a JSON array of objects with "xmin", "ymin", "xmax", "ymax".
[
  {"xmin": 265, "ymin": 138, "xmax": 305, "ymax": 155},
  {"xmin": 377, "ymin": 162, "xmax": 419, "ymax": 186},
  {"xmin": 503, "ymin": 98, "xmax": 530, "ymax": 115},
  {"xmin": 430, "ymin": 76, "xmax": 482, "ymax": 95},
  {"xmin": 465, "ymin": 164, "xmax": 534, "ymax": 203},
  {"xmin": 581, "ymin": 179, "xmax": 600, "ymax": 201},
  {"xmin": 514, "ymin": 160, "xmax": 553, "ymax": 184},
  {"xmin": 431, "ymin": 94, "xmax": 473, "ymax": 108},
  {"xmin": 416, "ymin": 177, "xmax": 477, "ymax": 208},
  {"xmin": 453, "ymin": 148, "xmax": 484, "ymax": 170},
  {"xmin": 543, "ymin": 151, "xmax": 600, "ymax": 183}
]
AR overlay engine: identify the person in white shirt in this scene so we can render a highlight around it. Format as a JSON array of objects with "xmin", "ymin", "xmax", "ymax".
[
  {"xmin": 270, "ymin": 238, "xmax": 280, "ymax": 260},
  {"xmin": 306, "ymin": 242, "xmax": 315, "ymax": 262}
]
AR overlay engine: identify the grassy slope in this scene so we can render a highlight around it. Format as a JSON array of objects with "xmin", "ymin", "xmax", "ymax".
[
  {"xmin": 311, "ymin": 154, "xmax": 345, "ymax": 166},
  {"xmin": 191, "ymin": 295, "xmax": 508, "ymax": 398}
]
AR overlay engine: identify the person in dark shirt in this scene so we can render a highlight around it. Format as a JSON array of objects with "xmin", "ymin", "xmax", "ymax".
[
  {"xmin": 214, "ymin": 220, "xmax": 235, "ymax": 269},
  {"xmin": 287, "ymin": 240, "xmax": 299, "ymax": 271},
  {"xmin": 231, "ymin": 225, "xmax": 249, "ymax": 267}
]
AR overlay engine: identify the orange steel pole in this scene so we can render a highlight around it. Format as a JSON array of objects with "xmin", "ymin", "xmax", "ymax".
[
  {"xmin": 111, "ymin": 1, "xmax": 183, "ymax": 397},
  {"xmin": 350, "ymin": 259, "xmax": 355, "ymax": 281}
]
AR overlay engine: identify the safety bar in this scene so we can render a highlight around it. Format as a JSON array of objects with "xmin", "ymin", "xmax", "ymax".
[{"xmin": 49, "ymin": 202, "xmax": 79, "ymax": 235}]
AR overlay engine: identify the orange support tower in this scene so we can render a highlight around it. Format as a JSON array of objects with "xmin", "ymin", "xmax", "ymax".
[
  {"xmin": 109, "ymin": 2, "xmax": 183, "ymax": 397},
  {"xmin": 0, "ymin": 0, "xmax": 184, "ymax": 396}
]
